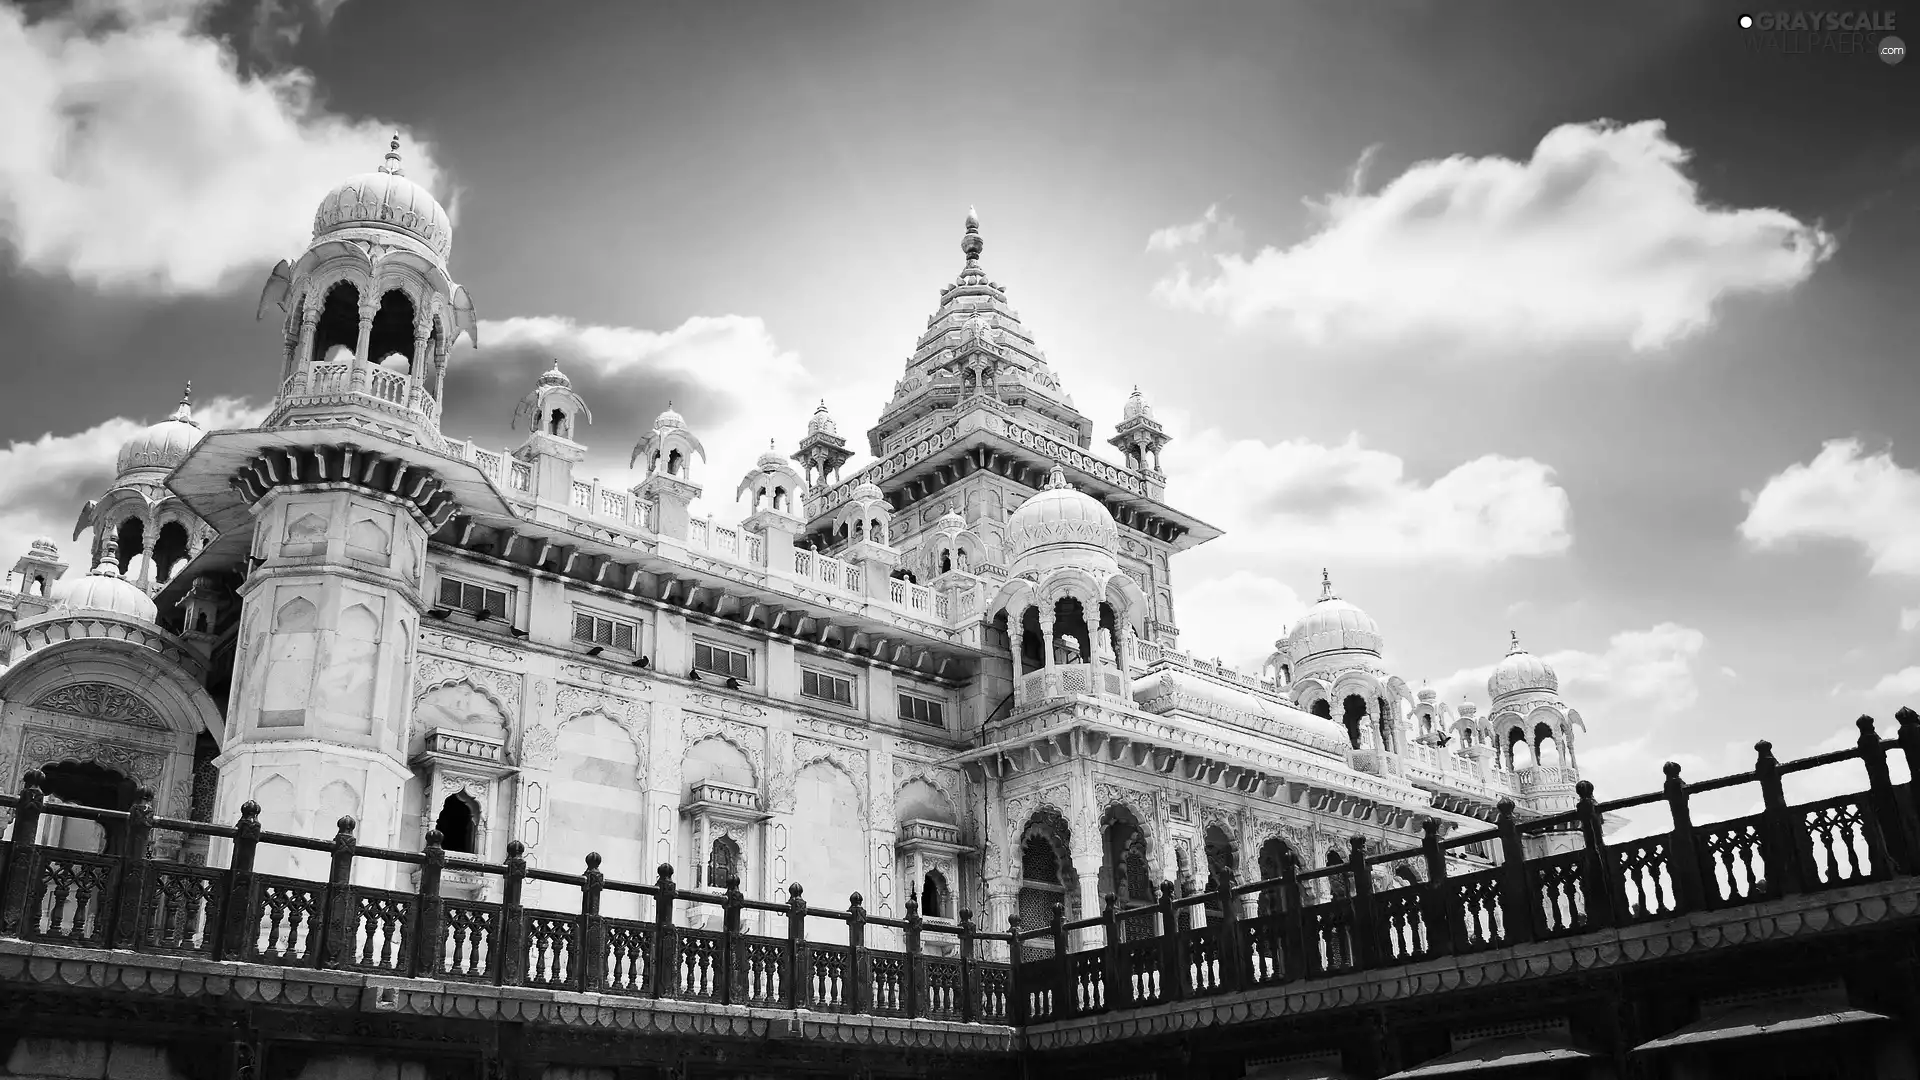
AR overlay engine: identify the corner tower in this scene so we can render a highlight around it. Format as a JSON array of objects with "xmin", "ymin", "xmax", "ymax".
[
  {"xmin": 169, "ymin": 135, "xmax": 484, "ymax": 878},
  {"xmin": 802, "ymin": 209, "xmax": 1221, "ymax": 648}
]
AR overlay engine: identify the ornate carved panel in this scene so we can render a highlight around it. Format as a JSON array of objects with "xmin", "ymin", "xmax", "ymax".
[
  {"xmin": 684, "ymin": 713, "xmax": 766, "ymax": 785},
  {"xmin": 32, "ymin": 684, "xmax": 167, "ymax": 729},
  {"xmin": 21, "ymin": 730, "xmax": 164, "ymax": 781}
]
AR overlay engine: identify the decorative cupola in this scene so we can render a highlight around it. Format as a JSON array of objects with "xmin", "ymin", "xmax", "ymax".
[
  {"xmin": 1484, "ymin": 631, "xmax": 1584, "ymax": 788},
  {"xmin": 738, "ymin": 441, "xmax": 807, "ymax": 553},
  {"xmin": 920, "ymin": 506, "xmax": 986, "ymax": 592},
  {"xmin": 1109, "ymin": 385, "xmax": 1172, "ymax": 500},
  {"xmin": 630, "ymin": 402, "xmax": 707, "ymax": 540},
  {"xmin": 9, "ymin": 537, "xmax": 69, "ymax": 608},
  {"xmin": 256, "ymin": 133, "xmax": 476, "ymax": 451},
  {"xmin": 50, "ymin": 538, "xmax": 158, "ymax": 624},
  {"xmin": 509, "ymin": 361, "xmax": 593, "ymax": 523},
  {"xmin": 70, "ymin": 384, "xmax": 212, "ymax": 595},
  {"xmin": 831, "ymin": 480, "xmax": 900, "ymax": 588},
  {"xmin": 793, "ymin": 400, "xmax": 853, "ymax": 490}
]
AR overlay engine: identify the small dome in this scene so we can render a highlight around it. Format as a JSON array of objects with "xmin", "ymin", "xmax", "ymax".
[
  {"xmin": 537, "ymin": 360, "xmax": 572, "ymax": 388},
  {"xmin": 1284, "ymin": 570, "xmax": 1383, "ymax": 660},
  {"xmin": 1006, "ymin": 467, "xmax": 1118, "ymax": 558},
  {"xmin": 52, "ymin": 543, "xmax": 156, "ymax": 623},
  {"xmin": 807, "ymin": 400, "xmax": 839, "ymax": 437},
  {"xmin": 937, "ymin": 509, "xmax": 967, "ymax": 531},
  {"xmin": 654, "ymin": 401, "xmax": 686, "ymax": 430},
  {"xmin": 1416, "ymin": 684, "xmax": 1437, "ymax": 703},
  {"xmin": 1458, "ymin": 701, "xmax": 1480, "ymax": 720},
  {"xmin": 850, "ymin": 479, "xmax": 886, "ymax": 503},
  {"xmin": 756, "ymin": 440, "xmax": 787, "ymax": 469},
  {"xmin": 29, "ymin": 537, "xmax": 59, "ymax": 558},
  {"xmin": 311, "ymin": 134, "xmax": 453, "ymax": 262},
  {"xmin": 116, "ymin": 387, "xmax": 203, "ymax": 476},
  {"xmin": 1488, "ymin": 631, "xmax": 1559, "ymax": 699},
  {"xmin": 1122, "ymin": 386, "xmax": 1154, "ymax": 422}
]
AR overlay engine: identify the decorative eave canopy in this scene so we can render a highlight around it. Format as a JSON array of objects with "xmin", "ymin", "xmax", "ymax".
[{"xmin": 803, "ymin": 402, "xmax": 1222, "ymax": 553}]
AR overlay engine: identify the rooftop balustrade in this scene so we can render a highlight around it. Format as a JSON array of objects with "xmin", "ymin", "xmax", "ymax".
[{"xmin": 0, "ymin": 709, "xmax": 1911, "ymax": 1036}]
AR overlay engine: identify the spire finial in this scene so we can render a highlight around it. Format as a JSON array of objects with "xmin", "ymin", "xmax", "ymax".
[
  {"xmin": 961, "ymin": 206, "xmax": 983, "ymax": 262},
  {"xmin": 94, "ymin": 536, "xmax": 121, "ymax": 576},
  {"xmin": 169, "ymin": 381, "xmax": 195, "ymax": 423},
  {"xmin": 379, "ymin": 131, "xmax": 404, "ymax": 176},
  {"xmin": 1044, "ymin": 465, "xmax": 1070, "ymax": 490},
  {"xmin": 1320, "ymin": 568, "xmax": 1335, "ymax": 601},
  {"xmin": 1508, "ymin": 629, "xmax": 1522, "ymax": 653}
]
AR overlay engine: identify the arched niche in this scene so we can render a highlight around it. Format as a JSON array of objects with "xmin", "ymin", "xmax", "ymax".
[
  {"xmin": 895, "ymin": 777, "xmax": 955, "ymax": 826},
  {"xmin": 684, "ymin": 735, "xmax": 757, "ymax": 796},
  {"xmin": 411, "ymin": 680, "xmax": 511, "ymax": 749},
  {"xmin": 548, "ymin": 713, "xmax": 645, "ymax": 918},
  {"xmin": 792, "ymin": 759, "xmax": 863, "ymax": 938}
]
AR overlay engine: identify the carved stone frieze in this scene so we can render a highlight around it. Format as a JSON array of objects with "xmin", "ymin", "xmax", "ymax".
[
  {"xmin": 414, "ymin": 654, "xmax": 523, "ymax": 715},
  {"xmin": 20, "ymin": 730, "xmax": 164, "ymax": 781},
  {"xmin": 560, "ymin": 663, "xmax": 651, "ymax": 695},
  {"xmin": 1004, "ymin": 782, "xmax": 1072, "ymax": 840},
  {"xmin": 519, "ymin": 725, "xmax": 559, "ymax": 770},
  {"xmin": 420, "ymin": 629, "xmax": 520, "ymax": 664},
  {"xmin": 793, "ymin": 736, "xmax": 869, "ymax": 822},
  {"xmin": 801, "ymin": 716, "xmax": 867, "ymax": 744},
  {"xmin": 691, "ymin": 692, "xmax": 765, "ymax": 719},
  {"xmin": 684, "ymin": 713, "xmax": 767, "ymax": 785},
  {"xmin": 32, "ymin": 684, "xmax": 166, "ymax": 729}
]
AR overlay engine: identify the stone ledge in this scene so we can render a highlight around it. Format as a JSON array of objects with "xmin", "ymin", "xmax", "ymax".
[
  {"xmin": 1022, "ymin": 876, "xmax": 1920, "ymax": 1050},
  {"xmin": 0, "ymin": 940, "xmax": 1017, "ymax": 1055}
]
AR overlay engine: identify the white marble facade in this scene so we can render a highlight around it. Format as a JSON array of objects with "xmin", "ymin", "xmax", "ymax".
[{"xmin": 0, "ymin": 159, "xmax": 1598, "ymax": 943}]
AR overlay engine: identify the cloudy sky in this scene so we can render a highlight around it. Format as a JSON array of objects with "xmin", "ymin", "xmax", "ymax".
[{"xmin": 2, "ymin": 0, "xmax": 1916, "ymax": 811}]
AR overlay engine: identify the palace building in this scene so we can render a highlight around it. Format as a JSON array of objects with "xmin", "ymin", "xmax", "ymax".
[{"xmin": 0, "ymin": 138, "xmax": 1599, "ymax": 945}]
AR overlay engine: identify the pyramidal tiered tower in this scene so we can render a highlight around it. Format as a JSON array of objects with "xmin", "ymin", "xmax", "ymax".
[{"xmin": 798, "ymin": 209, "xmax": 1221, "ymax": 651}]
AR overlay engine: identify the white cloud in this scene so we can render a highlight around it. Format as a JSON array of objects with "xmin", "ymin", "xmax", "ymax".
[
  {"xmin": 1170, "ymin": 428, "xmax": 1571, "ymax": 564},
  {"xmin": 1168, "ymin": 571, "xmax": 1308, "ymax": 672},
  {"xmin": 1152, "ymin": 119, "xmax": 1834, "ymax": 351},
  {"xmin": 1740, "ymin": 439, "xmax": 1920, "ymax": 575},
  {"xmin": 1145, "ymin": 204, "xmax": 1228, "ymax": 253},
  {"xmin": 1431, "ymin": 623, "xmax": 1708, "ymax": 803},
  {"xmin": 0, "ymin": 396, "xmax": 268, "ymax": 585},
  {"xmin": 1901, "ymin": 607, "xmax": 1920, "ymax": 633},
  {"xmin": 466, "ymin": 315, "xmax": 888, "ymax": 521},
  {"xmin": 0, "ymin": 0, "xmax": 438, "ymax": 294},
  {"xmin": 1871, "ymin": 667, "xmax": 1920, "ymax": 699}
]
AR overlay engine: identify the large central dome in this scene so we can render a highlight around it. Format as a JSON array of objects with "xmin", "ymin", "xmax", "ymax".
[
  {"xmin": 311, "ymin": 135, "xmax": 453, "ymax": 262},
  {"xmin": 1285, "ymin": 570, "xmax": 1383, "ymax": 661},
  {"xmin": 1006, "ymin": 466, "xmax": 1118, "ymax": 559},
  {"xmin": 115, "ymin": 387, "xmax": 203, "ymax": 477}
]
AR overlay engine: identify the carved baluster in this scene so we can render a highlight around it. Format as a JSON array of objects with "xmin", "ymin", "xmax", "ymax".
[
  {"xmin": 957, "ymin": 907, "xmax": 977, "ymax": 1023},
  {"xmin": 1213, "ymin": 867, "xmax": 1247, "ymax": 989},
  {"xmin": 579, "ymin": 852, "xmax": 605, "ymax": 992},
  {"xmin": 316, "ymin": 816, "xmax": 357, "ymax": 970},
  {"xmin": 107, "ymin": 787, "xmax": 156, "ymax": 950},
  {"xmin": 1755, "ymin": 741, "xmax": 1809, "ymax": 896},
  {"xmin": 1156, "ymin": 881, "xmax": 1186, "ymax": 1001},
  {"xmin": 1006, "ymin": 913, "xmax": 1027, "ymax": 1024},
  {"xmin": 1419, "ymin": 819, "xmax": 1454, "ymax": 959},
  {"xmin": 1576, "ymin": 781, "xmax": 1619, "ymax": 929},
  {"xmin": 786, "ymin": 883, "xmax": 809, "ymax": 1010},
  {"xmin": 1278, "ymin": 854, "xmax": 1308, "ymax": 982},
  {"xmin": 1663, "ymin": 763, "xmax": 1708, "ymax": 913},
  {"xmin": 1496, "ymin": 799, "xmax": 1537, "ymax": 944},
  {"xmin": 722, "ymin": 876, "xmax": 744, "ymax": 1007},
  {"xmin": 497, "ymin": 840, "xmax": 527, "ymax": 985},
  {"xmin": 1101, "ymin": 892, "xmax": 1124, "ymax": 1010},
  {"xmin": 1896, "ymin": 708, "xmax": 1920, "ymax": 860},
  {"xmin": 846, "ymin": 891, "xmax": 868, "ymax": 1014},
  {"xmin": 650, "ymin": 864, "xmax": 678, "ymax": 999},
  {"xmin": 213, "ymin": 801, "xmax": 261, "ymax": 961},
  {"xmin": 1051, "ymin": 902, "xmax": 1072, "ymax": 1016},
  {"xmin": 1856, "ymin": 717, "xmax": 1913, "ymax": 876},
  {"xmin": 410, "ymin": 829, "xmax": 446, "ymax": 978},
  {"xmin": 0, "ymin": 771, "xmax": 47, "ymax": 937},
  {"xmin": 1345, "ymin": 837, "xmax": 1378, "ymax": 969},
  {"xmin": 903, "ymin": 889, "xmax": 923, "ymax": 1020}
]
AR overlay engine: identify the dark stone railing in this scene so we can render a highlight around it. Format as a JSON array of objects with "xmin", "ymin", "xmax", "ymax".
[
  {"xmin": 1007, "ymin": 709, "xmax": 1920, "ymax": 1027},
  {"xmin": 0, "ymin": 791, "xmax": 1013, "ymax": 1026},
  {"xmin": 0, "ymin": 709, "xmax": 1913, "ymax": 1037}
]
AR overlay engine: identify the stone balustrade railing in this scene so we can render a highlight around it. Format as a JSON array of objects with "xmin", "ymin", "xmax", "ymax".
[
  {"xmin": 280, "ymin": 357, "xmax": 442, "ymax": 428},
  {"xmin": 0, "ymin": 779, "xmax": 1014, "ymax": 1026},
  {"xmin": 1003, "ymin": 709, "xmax": 1920, "ymax": 1027},
  {"xmin": 0, "ymin": 710, "xmax": 1912, "ymax": 1035}
]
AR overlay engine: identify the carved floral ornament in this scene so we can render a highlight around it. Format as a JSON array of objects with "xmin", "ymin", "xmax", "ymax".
[
  {"xmin": 20, "ymin": 730, "xmax": 165, "ymax": 782},
  {"xmin": 32, "ymin": 684, "xmax": 167, "ymax": 729},
  {"xmin": 684, "ymin": 714, "xmax": 766, "ymax": 783}
]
